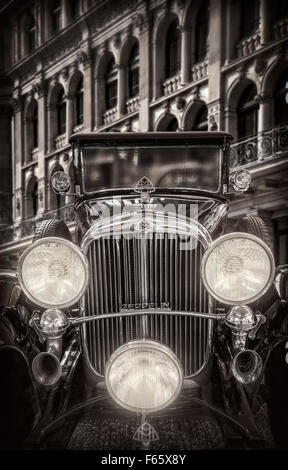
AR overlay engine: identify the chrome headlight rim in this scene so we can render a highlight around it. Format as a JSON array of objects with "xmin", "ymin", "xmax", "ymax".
[
  {"xmin": 201, "ymin": 232, "xmax": 275, "ymax": 305},
  {"xmin": 105, "ymin": 339, "xmax": 184, "ymax": 414},
  {"xmin": 17, "ymin": 236, "xmax": 90, "ymax": 309}
]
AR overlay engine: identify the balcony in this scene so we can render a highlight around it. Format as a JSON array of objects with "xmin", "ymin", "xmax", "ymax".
[
  {"xmin": 126, "ymin": 96, "xmax": 140, "ymax": 114},
  {"xmin": 163, "ymin": 74, "xmax": 181, "ymax": 96},
  {"xmin": 0, "ymin": 203, "xmax": 75, "ymax": 247},
  {"xmin": 191, "ymin": 60, "xmax": 208, "ymax": 82},
  {"xmin": 229, "ymin": 124, "xmax": 288, "ymax": 169},
  {"xmin": 273, "ymin": 18, "xmax": 288, "ymax": 40},
  {"xmin": 103, "ymin": 107, "xmax": 118, "ymax": 125},
  {"xmin": 54, "ymin": 133, "xmax": 66, "ymax": 150},
  {"xmin": 236, "ymin": 31, "xmax": 261, "ymax": 58}
]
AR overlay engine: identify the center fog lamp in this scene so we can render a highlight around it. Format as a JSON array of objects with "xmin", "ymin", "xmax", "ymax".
[
  {"xmin": 105, "ymin": 340, "xmax": 183, "ymax": 413},
  {"xmin": 201, "ymin": 233, "xmax": 275, "ymax": 305},
  {"xmin": 18, "ymin": 237, "xmax": 89, "ymax": 308}
]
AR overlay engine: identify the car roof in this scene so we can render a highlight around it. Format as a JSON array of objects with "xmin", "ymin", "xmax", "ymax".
[{"xmin": 70, "ymin": 131, "xmax": 233, "ymax": 146}]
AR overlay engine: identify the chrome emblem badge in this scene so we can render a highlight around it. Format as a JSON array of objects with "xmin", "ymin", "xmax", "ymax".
[
  {"xmin": 134, "ymin": 176, "xmax": 155, "ymax": 203},
  {"xmin": 133, "ymin": 421, "xmax": 159, "ymax": 444}
]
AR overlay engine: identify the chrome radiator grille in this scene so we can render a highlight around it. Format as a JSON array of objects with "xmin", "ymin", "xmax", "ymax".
[{"xmin": 83, "ymin": 233, "xmax": 211, "ymax": 377}]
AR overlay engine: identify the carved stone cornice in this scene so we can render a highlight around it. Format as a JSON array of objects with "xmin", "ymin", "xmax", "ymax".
[
  {"xmin": 113, "ymin": 33, "xmax": 121, "ymax": 49},
  {"xmin": 32, "ymin": 79, "xmax": 46, "ymax": 99},
  {"xmin": 61, "ymin": 66, "xmax": 70, "ymax": 82},
  {"xmin": 132, "ymin": 10, "xmax": 150, "ymax": 34},
  {"xmin": 77, "ymin": 50, "xmax": 91, "ymax": 69},
  {"xmin": 11, "ymin": 92, "xmax": 24, "ymax": 113}
]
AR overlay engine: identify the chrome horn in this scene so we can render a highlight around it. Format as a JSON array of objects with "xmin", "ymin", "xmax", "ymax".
[
  {"xmin": 232, "ymin": 349, "xmax": 262, "ymax": 384},
  {"xmin": 225, "ymin": 305, "xmax": 263, "ymax": 384},
  {"xmin": 31, "ymin": 309, "xmax": 69, "ymax": 386}
]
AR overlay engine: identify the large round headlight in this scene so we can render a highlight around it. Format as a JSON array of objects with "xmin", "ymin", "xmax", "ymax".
[
  {"xmin": 18, "ymin": 237, "xmax": 89, "ymax": 308},
  {"xmin": 201, "ymin": 233, "xmax": 275, "ymax": 305},
  {"xmin": 105, "ymin": 340, "xmax": 183, "ymax": 414}
]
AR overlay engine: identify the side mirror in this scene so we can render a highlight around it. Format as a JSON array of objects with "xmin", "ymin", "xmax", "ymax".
[
  {"xmin": 51, "ymin": 171, "xmax": 71, "ymax": 195},
  {"xmin": 275, "ymin": 265, "xmax": 288, "ymax": 301}
]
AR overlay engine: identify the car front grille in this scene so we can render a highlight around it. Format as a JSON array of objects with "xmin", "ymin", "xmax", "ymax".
[{"xmin": 83, "ymin": 232, "xmax": 211, "ymax": 377}]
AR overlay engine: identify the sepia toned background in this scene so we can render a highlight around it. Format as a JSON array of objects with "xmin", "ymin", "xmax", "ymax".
[{"xmin": 0, "ymin": 0, "xmax": 287, "ymax": 268}]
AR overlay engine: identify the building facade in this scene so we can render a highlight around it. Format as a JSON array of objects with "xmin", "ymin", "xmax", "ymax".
[{"xmin": 0, "ymin": 0, "xmax": 287, "ymax": 268}]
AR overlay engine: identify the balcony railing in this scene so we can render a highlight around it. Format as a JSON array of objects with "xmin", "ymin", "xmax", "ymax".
[
  {"xmin": 236, "ymin": 31, "xmax": 261, "ymax": 58},
  {"xmin": 54, "ymin": 133, "xmax": 66, "ymax": 149},
  {"xmin": 126, "ymin": 96, "xmax": 140, "ymax": 114},
  {"xmin": 103, "ymin": 107, "xmax": 118, "ymax": 125},
  {"xmin": 229, "ymin": 124, "xmax": 288, "ymax": 169},
  {"xmin": 0, "ymin": 203, "xmax": 75, "ymax": 247},
  {"xmin": 163, "ymin": 74, "xmax": 182, "ymax": 96},
  {"xmin": 273, "ymin": 18, "xmax": 288, "ymax": 40},
  {"xmin": 191, "ymin": 60, "xmax": 208, "ymax": 82}
]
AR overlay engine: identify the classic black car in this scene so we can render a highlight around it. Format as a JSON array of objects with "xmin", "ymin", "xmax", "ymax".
[{"xmin": 1, "ymin": 132, "xmax": 288, "ymax": 450}]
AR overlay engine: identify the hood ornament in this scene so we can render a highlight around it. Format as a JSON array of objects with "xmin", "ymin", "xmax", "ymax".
[
  {"xmin": 133, "ymin": 420, "xmax": 159, "ymax": 448},
  {"xmin": 134, "ymin": 176, "xmax": 155, "ymax": 203}
]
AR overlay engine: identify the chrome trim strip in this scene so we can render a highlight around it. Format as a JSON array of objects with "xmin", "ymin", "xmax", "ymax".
[{"xmin": 72, "ymin": 310, "xmax": 225, "ymax": 324}]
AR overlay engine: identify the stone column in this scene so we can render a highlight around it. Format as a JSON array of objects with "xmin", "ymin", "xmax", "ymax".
[
  {"xmin": 24, "ymin": 118, "xmax": 33, "ymax": 163},
  {"xmin": 62, "ymin": 0, "xmax": 69, "ymax": 28},
  {"xmin": 66, "ymin": 93, "xmax": 74, "ymax": 144},
  {"xmin": 95, "ymin": 75, "xmax": 105, "ymax": 128},
  {"xmin": 80, "ymin": 53, "xmax": 93, "ymax": 130},
  {"xmin": 136, "ymin": 11, "xmax": 151, "ymax": 130},
  {"xmin": 257, "ymin": 92, "xmax": 272, "ymax": 134},
  {"xmin": 180, "ymin": 26, "xmax": 190, "ymax": 85},
  {"xmin": 225, "ymin": 0, "xmax": 241, "ymax": 64},
  {"xmin": 36, "ymin": 83, "xmax": 47, "ymax": 213},
  {"xmin": 13, "ymin": 95, "xmax": 24, "ymax": 222},
  {"xmin": 0, "ymin": 105, "xmax": 12, "ymax": 226},
  {"xmin": 208, "ymin": 0, "xmax": 222, "ymax": 130},
  {"xmin": 260, "ymin": 0, "xmax": 272, "ymax": 45},
  {"xmin": 12, "ymin": 21, "xmax": 19, "ymax": 64},
  {"xmin": 47, "ymin": 103, "xmax": 57, "ymax": 152},
  {"xmin": 224, "ymin": 107, "xmax": 237, "ymax": 137},
  {"xmin": 117, "ymin": 65, "xmax": 126, "ymax": 118}
]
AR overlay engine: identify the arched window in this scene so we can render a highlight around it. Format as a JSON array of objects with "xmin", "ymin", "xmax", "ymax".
[
  {"xmin": 75, "ymin": 76, "xmax": 84, "ymax": 125},
  {"xmin": 105, "ymin": 57, "xmax": 117, "ymax": 110},
  {"xmin": 32, "ymin": 103, "xmax": 38, "ymax": 148},
  {"xmin": 52, "ymin": 0, "xmax": 62, "ymax": 33},
  {"xmin": 240, "ymin": 0, "xmax": 260, "ymax": 38},
  {"xmin": 192, "ymin": 106, "xmax": 208, "ymax": 131},
  {"xmin": 195, "ymin": 0, "xmax": 209, "ymax": 63},
  {"xmin": 128, "ymin": 44, "xmax": 139, "ymax": 98},
  {"xmin": 71, "ymin": 0, "xmax": 81, "ymax": 20},
  {"xmin": 237, "ymin": 83, "xmax": 259, "ymax": 139},
  {"xmin": 166, "ymin": 117, "xmax": 178, "ymax": 131},
  {"xmin": 165, "ymin": 19, "xmax": 181, "ymax": 79},
  {"xmin": 274, "ymin": 72, "xmax": 288, "ymax": 126},
  {"xmin": 57, "ymin": 88, "xmax": 66, "ymax": 135},
  {"xmin": 27, "ymin": 17, "xmax": 36, "ymax": 53}
]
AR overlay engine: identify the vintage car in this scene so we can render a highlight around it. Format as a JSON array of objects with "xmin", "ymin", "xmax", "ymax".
[{"xmin": 1, "ymin": 132, "xmax": 288, "ymax": 450}]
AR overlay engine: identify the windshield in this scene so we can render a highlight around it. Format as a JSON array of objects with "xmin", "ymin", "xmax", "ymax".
[{"xmin": 81, "ymin": 145, "xmax": 221, "ymax": 193}]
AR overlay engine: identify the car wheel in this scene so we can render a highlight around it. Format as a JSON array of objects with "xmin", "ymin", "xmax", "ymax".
[{"xmin": 239, "ymin": 215, "xmax": 274, "ymax": 252}]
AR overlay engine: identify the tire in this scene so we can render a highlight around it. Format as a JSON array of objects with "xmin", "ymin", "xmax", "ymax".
[
  {"xmin": 239, "ymin": 215, "xmax": 274, "ymax": 252},
  {"xmin": 33, "ymin": 219, "xmax": 71, "ymax": 242}
]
